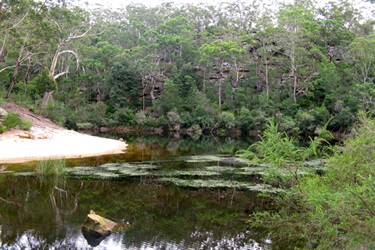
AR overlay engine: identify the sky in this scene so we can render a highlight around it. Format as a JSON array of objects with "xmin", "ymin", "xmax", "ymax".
[
  {"xmin": 82, "ymin": 0, "xmax": 373, "ymax": 20},
  {"xmin": 85, "ymin": 0, "xmax": 210, "ymax": 9}
]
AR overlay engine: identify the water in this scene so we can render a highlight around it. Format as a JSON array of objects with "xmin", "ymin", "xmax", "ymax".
[{"xmin": 0, "ymin": 135, "xmax": 280, "ymax": 249}]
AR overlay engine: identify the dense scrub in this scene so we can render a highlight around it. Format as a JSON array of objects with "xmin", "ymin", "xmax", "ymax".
[{"xmin": 240, "ymin": 116, "xmax": 375, "ymax": 249}]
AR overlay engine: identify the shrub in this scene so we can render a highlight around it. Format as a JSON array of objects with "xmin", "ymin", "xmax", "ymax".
[
  {"xmin": 243, "ymin": 117, "xmax": 375, "ymax": 249},
  {"xmin": 135, "ymin": 110, "xmax": 147, "ymax": 127},
  {"xmin": 110, "ymin": 107, "xmax": 136, "ymax": 126},
  {"xmin": 41, "ymin": 102, "xmax": 67, "ymax": 126},
  {"xmin": 220, "ymin": 111, "xmax": 236, "ymax": 129},
  {"xmin": 0, "ymin": 124, "xmax": 6, "ymax": 133},
  {"xmin": 2, "ymin": 112, "xmax": 32, "ymax": 131}
]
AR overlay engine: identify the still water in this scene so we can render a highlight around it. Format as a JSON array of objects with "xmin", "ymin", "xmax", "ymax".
[{"xmin": 0, "ymin": 135, "xmax": 279, "ymax": 249}]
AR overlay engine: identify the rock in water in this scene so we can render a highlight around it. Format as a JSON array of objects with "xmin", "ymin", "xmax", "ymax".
[{"xmin": 81, "ymin": 212, "xmax": 116, "ymax": 237}]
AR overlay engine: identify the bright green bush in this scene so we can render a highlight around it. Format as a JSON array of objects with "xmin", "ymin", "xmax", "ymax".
[
  {"xmin": 220, "ymin": 111, "xmax": 236, "ymax": 129},
  {"xmin": 2, "ymin": 112, "xmax": 32, "ymax": 131},
  {"xmin": 245, "ymin": 116, "xmax": 375, "ymax": 249}
]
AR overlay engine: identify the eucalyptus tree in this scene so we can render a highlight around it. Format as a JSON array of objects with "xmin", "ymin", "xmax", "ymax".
[
  {"xmin": 275, "ymin": 1, "xmax": 319, "ymax": 104},
  {"xmin": 0, "ymin": 0, "xmax": 31, "ymax": 93},
  {"xmin": 199, "ymin": 40, "xmax": 246, "ymax": 110},
  {"xmin": 180, "ymin": 3, "xmax": 215, "ymax": 34},
  {"xmin": 0, "ymin": 0, "xmax": 58, "ymax": 97},
  {"xmin": 30, "ymin": 2, "xmax": 94, "ymax": 105},
  {"xmin": 220, "ymin": 0, "xmax": 260, "ymax": 34},
  {"xmin": 348, "ymin": 35, "xmax": 375, "ymax": 84}
]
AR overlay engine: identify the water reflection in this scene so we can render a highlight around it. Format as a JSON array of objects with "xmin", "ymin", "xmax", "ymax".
[
  {"xmin": 0, "ymin": 135, "xmax": 278, "ymax": 249},
  {"xmin": 0, "ymin": 175, "xmax": 272, "ymax": 249}
]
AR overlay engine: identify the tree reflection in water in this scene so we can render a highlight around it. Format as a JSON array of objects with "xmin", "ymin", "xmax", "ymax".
[{"xmin": 0, "ymin": 135, "xmax": 278, "ymax": 249}]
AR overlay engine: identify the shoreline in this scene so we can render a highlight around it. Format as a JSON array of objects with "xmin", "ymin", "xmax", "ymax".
[
  {"xmin": 0, "ymin": 102, "xmax": 127, "ymax": 164},
  {"xmin": 0, "ymin": 129, "xmax": 127, "ymax": 164}
]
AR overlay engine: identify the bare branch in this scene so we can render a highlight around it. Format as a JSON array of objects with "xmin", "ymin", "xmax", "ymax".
[
  {"xmin": 0, "ymin": 33, "xmax": 7, "ymax": 56},
  {"xmin": 54, "ymin": 71, "xmax": 69, "ymax": 79},
  {"xmin": 50, "ymin": 50, "xmax": 80, "ymax": 78},
  {"xmin": 66, "ymin": 23, "xmax": 92, "ymax": 42}
]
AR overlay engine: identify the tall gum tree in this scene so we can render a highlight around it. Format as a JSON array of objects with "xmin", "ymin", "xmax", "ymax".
[
  {"xmin": 199, "ymin": 40, "xmax": 246, "ymax": 110},
  {"xmin": 276, "ymin": 1, "xmax": 319, "ymax": 103},
  {"xmin": 37, "ymin": 3, "xmax": 92, "ymax": 105}
]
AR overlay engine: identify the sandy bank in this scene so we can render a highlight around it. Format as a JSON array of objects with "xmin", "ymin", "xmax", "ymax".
[
  {"xmin": 0, "ymin": 103, "xmax": 127, "ymax": 164},
  {"xmin": 0, "ymin": 129, "xmax": 127, "ymax": 164}
]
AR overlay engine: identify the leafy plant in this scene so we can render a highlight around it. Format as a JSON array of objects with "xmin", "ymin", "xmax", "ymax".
[
  {"xmin": 2, "ymin": 112, "xmax": 32, "ymax": 131},
  {"xmin": 246, "ymin": 116, "xmax": 375, "ymax": 249},
  {"xmin": 237, "ymin": 120, "xmax": 332, "ymax": 187}
]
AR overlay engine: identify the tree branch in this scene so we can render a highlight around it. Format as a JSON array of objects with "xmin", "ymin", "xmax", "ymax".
[{"xmin": 51, "ymin": 50, "xmax": 80, "ymax": 79}]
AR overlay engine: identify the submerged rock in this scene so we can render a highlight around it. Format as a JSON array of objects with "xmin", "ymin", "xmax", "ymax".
[{"xmin": 81, "ymin": 211, "xmax": 116, "ymax": 237}]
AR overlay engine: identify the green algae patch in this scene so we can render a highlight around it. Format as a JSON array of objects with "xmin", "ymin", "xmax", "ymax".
[
  {"xmin": 180, "ymin": 155, "xmax": 226, "ymax": 163},
  {"xmin": 159, "ymin": 178, "xmax": 284, "ymax": 193},
  {"xmin": 164, "ymin": 170, "xmax": 222, "ymax": 177}
]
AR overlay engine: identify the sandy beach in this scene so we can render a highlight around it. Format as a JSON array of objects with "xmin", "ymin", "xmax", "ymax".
[{"xmin": 0, "ymin": 103, "xmax": 127, "ymax": 164}]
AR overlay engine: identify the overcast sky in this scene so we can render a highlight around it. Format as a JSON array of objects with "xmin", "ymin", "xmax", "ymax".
[{"xmin": 82, "ymin": 0, "xmax": 373, "ymax": 19}]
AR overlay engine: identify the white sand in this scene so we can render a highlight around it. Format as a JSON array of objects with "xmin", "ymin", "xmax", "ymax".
[{"xmin": 0, "ymin": 129, "xmax": 127, "ymax": 164}]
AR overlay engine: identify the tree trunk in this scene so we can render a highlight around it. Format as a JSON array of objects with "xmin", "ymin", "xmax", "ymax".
[
  {"xmin": 41, "ymin": 91, "xmax": 54, "ymax": 107},
  {"xmin": 292, "ymin": 64, "xmax": 297, "ymax": 103},
  {"xmin": 218, "ymin": 77, "xmax": 222, "ymax": 110},
  {"xmin": 6, "ymin": 61, "xmax": 20, "ymax": 98},
  {"xmin": 7, "ymin": 42, "xmax": 25, "ymax": 98}
]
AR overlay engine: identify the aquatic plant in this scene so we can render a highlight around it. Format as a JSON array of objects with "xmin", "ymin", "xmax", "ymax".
[{"xmin": 35, "ymin": 159, "xmax": 67, "ymax": 176}]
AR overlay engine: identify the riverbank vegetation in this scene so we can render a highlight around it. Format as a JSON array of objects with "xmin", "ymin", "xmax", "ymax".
[
  {"xmin": 239, "ymin": 116, "xmax": 375, "ymax": 249},
  {"xmin": 1, "ymin": 0, "xmax": 374, "ymax": 137}
]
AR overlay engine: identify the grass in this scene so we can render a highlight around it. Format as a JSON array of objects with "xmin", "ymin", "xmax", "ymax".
[{"xmin": 35, "ymin": 159, "xmax": 67, "ymax": 176}]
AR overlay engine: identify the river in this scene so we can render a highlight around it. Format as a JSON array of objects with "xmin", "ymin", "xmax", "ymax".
[{"xmin": 0, "ymin": 134, "xmax": 288, "ymax": 249}]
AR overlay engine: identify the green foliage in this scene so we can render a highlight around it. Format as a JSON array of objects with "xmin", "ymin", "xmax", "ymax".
[
  {"xmin": 108, "ymin": 106, "xmax": 136, "ymax": 126},
  {"xmin": 0, "ymin": 124, "xmax": 7, "ymax": 133},
  {"xmin": 2, "ymin": 112, "xmax": 32, "ymax": 131},
  {"xmin": 219, "ymin": 111, "xmax": 235, "ymax": 129},
  {"xmin": 0, "ymin": 0, "xmax": 373, "ymax": 137},
  {"xmin": 135, "ymin": 110, "xmax": 147, "ymax": 127},
  {"xmin": 237, "ymin": 120, "xmax": 332, "ymax": 186},
  {"xmin": 40, "ymin": 101, "xmax": 67, "ymax": 127},
  {"xmin": 109, "ymin": 58, "xmax": 142, "ymax": 109},
  {"xmin": 167, "ymin": 108, "xmax": 181, "ymax": 126},
  {"xmin": 28, "ymin": 68, "xmax": 58, "ymax": 98},
  {"xmin": 246, "ymin": 116, "xmax": 375, "ymax": 248}
]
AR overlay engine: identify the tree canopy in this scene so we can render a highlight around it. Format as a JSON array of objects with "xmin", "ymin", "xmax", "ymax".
[{"xmin": 0, "ymin": 0, "xmax": 374, "ymax": 135}]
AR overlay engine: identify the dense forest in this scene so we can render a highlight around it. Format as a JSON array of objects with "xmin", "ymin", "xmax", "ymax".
[{"xmin": 1, "ymin": 0, "xmax": 375, "ymax": 136}]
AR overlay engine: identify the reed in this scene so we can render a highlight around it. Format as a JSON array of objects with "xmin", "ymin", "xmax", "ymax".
[{"xmin": 35, "ymin": 159, "xmax": 66, "ymax": 176}]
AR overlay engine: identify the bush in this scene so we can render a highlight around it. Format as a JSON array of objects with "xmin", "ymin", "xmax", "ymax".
[
  {"xmin": 220, "ymin": 111, "xmax": 236, "ymax": 129},
  {"xmin": 41, "ymin": 101, "xmax": 67, "ymax": 126},
  {"xmin": 135, "ymin": 110, "xmax": 147, "ymax": 127},
  {"xmin": 244, "ymin": 117, "xmax": 375, "ymax": 249},
  {"xmin": 2, "ymin": 112, "xmax": 32, "ymax": 131},
  {"xmin": 109, "ymin": 106, "xmax": 136, "ymax": 126},
  {"xmin": 0, "ymin": 124, "xmax": 6, "ymax": 133}
]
